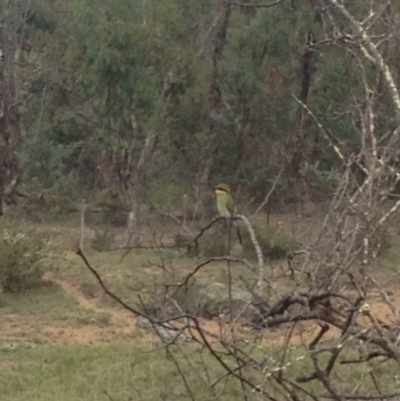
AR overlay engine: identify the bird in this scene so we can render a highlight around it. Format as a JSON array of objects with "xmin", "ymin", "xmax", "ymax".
[{"xmin": 214, "ymin": 183, "xmax": 242, "ymax": 245}]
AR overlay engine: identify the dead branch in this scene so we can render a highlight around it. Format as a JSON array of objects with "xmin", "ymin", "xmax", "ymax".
[
  {"xmin": 250, "ymin": 166, "xmax": 284, "ymax": 219},
  {"xmin": 236, "ymin": 214, "xmax": 265, "ymax": 294},
  {"xmin": 329, "ymin": 0, "xmax": 400, "ymax": 123},
  {"xmin": 228, "ymin": 0, "xmax": 284, "ymax": 8}
]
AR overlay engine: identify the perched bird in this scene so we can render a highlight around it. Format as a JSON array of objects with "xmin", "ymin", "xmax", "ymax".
[{"xmin": 214, "ymin": 183, "xmax": 242, "ymax": 245}]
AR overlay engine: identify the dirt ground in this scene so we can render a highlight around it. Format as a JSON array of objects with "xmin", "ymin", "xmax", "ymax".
[
  {"xmin": 2, "ymin": 261, "xmax": 397, "ymax": 349},
  {"xmin": 0, "ymin": 213, "xmax": 399, "ymax": 350}
]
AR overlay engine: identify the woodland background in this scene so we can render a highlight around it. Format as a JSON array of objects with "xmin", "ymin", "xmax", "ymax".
[
  {"xmin": 2, "ymin": 2, "xmax": 400, "ymax": 401},
  {"xmin": 3, "ymin": 0, "xmax": 398, "ymax": 225}
]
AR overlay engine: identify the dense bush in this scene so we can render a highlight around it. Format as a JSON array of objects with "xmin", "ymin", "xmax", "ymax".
[
  {"xmin": 0, "ymin": 229, "xmax": 50, "ymax": 293},
  {"xmin": 172, "ymin": 282, "xmax": 253, "ymax": 319},
  {"xmin": 201, "ymin": 222, "xmax": 243, "ymax": 258},
  {"xmin": 91, "ymin": 227, "xmax": 116, "ymax": 252},
  {"xmin": 200, "ymin": 221, "xmax": 296, "ymax": 260},
  {"xmin": 242, "ymin": 224, "xmax": 297, "ymax": 260}
]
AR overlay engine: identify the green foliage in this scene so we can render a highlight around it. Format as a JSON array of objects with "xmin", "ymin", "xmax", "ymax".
[
  {"xmin": 91, "ymin": 189, "xmax": 127, "ymax": 226},
  {"xmin": 199, "ymin": 221, "xmax": 296, "ymax": 260},
  {"xmin": 0, "ymin": 229, "xmax": 50, "ymax": 293},
  {"xmin": 94, "ymin": 189, "xmax": 125, "ymax": 212},
  {"xmin": 91, "ymin": 227, "xmax": 115, "ymax": 252},
  {"xmin": 202, "ymin": 234, "xmax": 230, "ymax": 258},
  {"xmin": 150, "ymin": 182, "xmax": 187, "ymax": 212},
  {"xmin": 304, "ymin": 162, "xmax": 340, "ymax": 190},
  {"xmin": 242, "ymin": 224, "xmax": 296, "ymax": 260},
  {"xmin": 172, "ymin": 282, "xmax": 253, "ymax": 319},
  {"xmin": 201, "ymin": 222, "xmax": 243, "ymax": 258},
  {"xmin": 41, "ymin": 176, "xmax": 84, "ymax": 215},
  {"xmin": 14, "ymin": 0, "xmax": 400, "ymax": 211}
]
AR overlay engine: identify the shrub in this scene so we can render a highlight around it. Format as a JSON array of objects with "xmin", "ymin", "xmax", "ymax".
[
  {"xmin": 171, "ymin": 282, "xmax": 254, "ymax": 319},
  {"xmin": 201, "ymin": 223, "xmax": 243, "ymax": 258},
  {"xmin": 0, "ymin": 229, "xmax": 50, "ymax": 293},
  {"xmin": 91, "ymin": 227, "xmax": 115, "ymax": 252},
  {"xmin": 94, "ymin": 188, "xmax": 126, "ymax": 212},
  {"xmin": 201, "ymin": 234, "xmax": 230, "ymax": 257},
  {"xmin": 355, "ymin": 228, "xmax": 392, "ymax": 261},
  {"xmin": 242, "ymin": 224, "xmax": 296, "ymax": 260}
]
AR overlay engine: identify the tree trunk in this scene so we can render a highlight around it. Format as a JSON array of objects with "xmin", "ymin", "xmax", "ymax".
[
  {"xmin": 285, "ymin": 1, "xmax": 326, "ymax": 210},
  {"xmin": 0, "ymin": 2, "xmax": 23, "ymax": 207},
  {"xmin": 120, "ymin": 72, "xmax": 176, "ymax": 247},
  {"xmin": 293, "ymin": 32, "xmax": 315, "ymax": 214},
  {"xmin": 0, "ymin": 143, "xmax": 5, "ymax": 215},
  {"xmin": 196, "ymin": 1, "xmax": 232, "ymax": 189},
  {"xmin": 290, "ymin": 31, "xmax": 315, "ymax": 178},
  {"xmin": 123, "ymin": 184, "xmax": 140, "ymax": 248}
]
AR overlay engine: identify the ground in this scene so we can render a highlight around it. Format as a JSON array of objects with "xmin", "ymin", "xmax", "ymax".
[
  {"xmin": 0, "ymin": 212, "xmax": 398, "ymax": 348},
  {"xmin": 0, "ymin": 212, "xmax": 399, "ymax": 400}
]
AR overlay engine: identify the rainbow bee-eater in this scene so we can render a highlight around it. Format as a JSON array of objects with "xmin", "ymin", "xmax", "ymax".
[{"xmin": 214, "ymin": 183, "xmax": 242, "ymax": 245}]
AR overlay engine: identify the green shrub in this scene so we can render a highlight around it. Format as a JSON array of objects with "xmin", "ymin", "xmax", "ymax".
[
  {"xmin": 202, "ymin": 234, "xmax": 229, "ymax": 257},
  {"xmin": 91, "ymin": 227, "xmax": 115, "ymax": 252},
  {"xmin": 242, "ymin": 224, "xmax": 296, "ymax": 260},
  {"xmin": 150, "ymin": 182, "xmax": 187, "ymax": 212},
  {"xmin": 0, "ymin": 229, "xmax": 50, "ymax": 293},
  {"xmin": 196, "ymin": 221, "xmax": 296, "ymax": 260},
  {"xmin": 201, "ymin": 222, "xmax": 242, "ymax": 257},
  {"xmin": 94, "ymin": 188, "xmax": 126, "ymax": 212},
  {"xmin": 171, "ymin": 282, "xmax": 254, "ymax": 319},
  {"xmin": 304, "ymin": 161, "xmax": 340, "ymax": 190}
]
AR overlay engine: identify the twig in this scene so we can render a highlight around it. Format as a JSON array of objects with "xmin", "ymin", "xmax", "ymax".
[
  {"xmin": 76, "ymin": 248, "xmax": 191, "ymax": 328},
  {"xmin": 321, "ymin": 392, "xmax": 400, "ymax": 400},
  {"xmin": 331, "ymin": 0, "xmax": 400, "ymax": 121},
  {"xmin": 227, "ymin": 0, "xmax": 284, "ymax": 8},
  {"xmin": 250, "ymin": 166, "xmax": 284, "ymax": 219},
  {"xmin": 79, "ymin": 199, "xmax": 86, "ymax": 251},
  {"xmin": 182, "ymin": 256, "xmax": 255, "ymax": 287},
  {"xmin": 291, "ymin": 94, "xmax": 347, "ymax": 163}
]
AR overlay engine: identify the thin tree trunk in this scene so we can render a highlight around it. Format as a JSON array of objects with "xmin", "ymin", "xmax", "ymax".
[
  {"xmin": 121, "ymin": 71, "xmax": 176, "ymax": 247},
  {"xmin": 284, "ymin": 0, "xmax": 326, "ymax": 202},
  {"xmin": 123, "ymin": 184, "xmax": 140, "ymax": 248},
  {"xmin": 0, "ymin": 2, "xmax": 23, "ymax": 206},
  {"xmin": 0, "ymin": 143, "xmax": 5, "ymax": 215},
  {"xmin": 124, "ymin": 210, "xmax": 136, "ymax": 248},
  {"xmin": 79, "ymin": 199, "xmax": 86, "ymax": 250},
  {"xmin": 196, "ymin": 1, "xmax": 232, "ymax": 189},
  {"xmin": 292, "ymin": 31, "xmax": 315, "ymax": 214},
  {"xmin": 290, "ymin": 31, "xmax": 315, "ymax": 178}
]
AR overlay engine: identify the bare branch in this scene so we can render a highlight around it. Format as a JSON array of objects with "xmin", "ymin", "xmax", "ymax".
[
  {"xmin": 329, "ymin": 0, "xmax": 400, "ymax": 124},
  {"xmin": 236, "ymin": 214, "xmax": 266, "ymax": 294},
  {"xmin": 227, "ymin": 0, "xmax": 284, "ymax": 8},
  {"xmin": 250, "ymin": 166, "xmax": 284, "ymax": 219}
]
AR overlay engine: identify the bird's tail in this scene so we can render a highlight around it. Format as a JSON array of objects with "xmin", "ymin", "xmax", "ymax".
[
  {"xmin": 232, "ymin": 207, "xmax": 243, "ymax": 245},
  {"xmin": 235, "ymin": 223, "xmax": 243, "ymax": 245},
  {"xmin": 227, "ymin": 217, "xmax": 243, "ymax": 246}
]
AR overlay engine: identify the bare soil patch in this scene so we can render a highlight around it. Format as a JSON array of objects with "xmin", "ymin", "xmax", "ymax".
[{"xmin": 0, "ymin": 272, "xmax": 394, "ymax": 348}]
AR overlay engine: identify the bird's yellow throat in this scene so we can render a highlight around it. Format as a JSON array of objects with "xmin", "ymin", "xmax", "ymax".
[{"xmin": 215, "ymin": 189, "xmax": 228, "ymax": 196}]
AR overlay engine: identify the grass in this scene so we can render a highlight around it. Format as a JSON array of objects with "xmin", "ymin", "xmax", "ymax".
[
  {"xmin": 74, "ymin": 311, "xmax": 112, "ymax": 327},
  {"xmin": 0, "ymin": 214, "xmax": 400, "ymax": 400},
  {"xmin": 0, "ymin": 343, "xmax": 399, "ymax": 401},
  {"xmin": 0, "ymin": 345, "xmax": 240, "ymax": 401},
  {"xmin": 0, "ymin": 282, "xmax": 81, "ymax": 323}
]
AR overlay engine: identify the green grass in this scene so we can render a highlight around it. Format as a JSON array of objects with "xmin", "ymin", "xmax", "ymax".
[
  {"xmin": 0, "ymin": 343, "xmax": 399, "ymax": 401},
  {"xmin": 0, "ymin": 282, "xmax": 81, "ymax": 323},
  {"xmin": 0, "ymin": 345, "xmax": 241, "ymax": 401}
]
